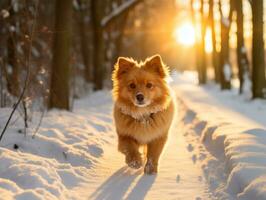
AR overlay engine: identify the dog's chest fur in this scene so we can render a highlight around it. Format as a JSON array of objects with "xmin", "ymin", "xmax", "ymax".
[
  {"xmin": 134, "ymin": 113, "xmax": 154, "ymax": 125},
  {"xmin": 114, "ymin": 101, "xmax": 174, "ymax": 144}
]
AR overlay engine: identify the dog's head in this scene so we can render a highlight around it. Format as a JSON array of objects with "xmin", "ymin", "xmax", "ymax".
[{"xmin": 112, "ymin": 55, "xmax": 170, "ymax": 113}]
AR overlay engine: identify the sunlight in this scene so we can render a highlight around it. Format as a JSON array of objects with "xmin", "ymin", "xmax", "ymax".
[
  {"xmin": 173, "ymin": 22, "xmax": 195, "ymax": 46},
  {"xmin": 205, "ymin": 28, "xmax": 213, "ymax": 53}
]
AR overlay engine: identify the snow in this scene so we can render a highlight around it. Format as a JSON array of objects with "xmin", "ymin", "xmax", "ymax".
[
  {"xmin": 31, "ymin": 47, "xmax": 40, "ymax": 58},
  {"xmin": 241, "ymin": 46, "xmax": 247, "ymax": 53},
  {"xmin": 11, "ymin": 0, "xmax": 19, "ymax": 13},
  {"xmin": 1, "ymin": 71, "xmax": 266, "ymax": 199},
  {"xmin": 223, "ymin": 63, "xmax": 231, "ymax": 82},
  {"xmin": 221, "ymin": 17, "xmax": 230, "ymax": 27},
  {"xmin": 242, "ymin": 70, "xmax": 251, "ymax": 97},
  {"xmin": 0, "ymin": 91, "xmax": 112, "ymax": 199},
  {"xmin": 172, "ymin": 71, "xmax": 266, "ymax": 199},
  {"xmin": 9, "ymin": 26, "xmax": 16, "ymax": 33},
  {"xmin": 1, "ymin": 9, "xmax": 10, "ymax": 18},
  {"xmin": 101, "ymin": 0, "xmax": 140, "ymax": 27}
]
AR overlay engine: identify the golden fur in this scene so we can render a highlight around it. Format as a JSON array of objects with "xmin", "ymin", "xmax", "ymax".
[{"xmin": 112, "ymin": 54, "xmax": 174, "ymax": 174}]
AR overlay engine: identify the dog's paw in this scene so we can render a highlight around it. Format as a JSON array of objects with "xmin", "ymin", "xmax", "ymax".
[
  {"xmin": 128, "ymin": 160, "xmax": 143, "ymax": 169},
  {"xmin": 144, "ymin": 159, "xmax": 158, "ymax": 174},
  {"xmin": 125, "ymin": 153, "xmax": 143, "ymax": 169}
]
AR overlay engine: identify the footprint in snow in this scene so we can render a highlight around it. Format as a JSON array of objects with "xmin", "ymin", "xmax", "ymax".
[
  {"xmin": 187, "ymin": 144, "xmax": 194, "ymax": 152},
  {"xmin": 176, "ymin": 175, "xmax": 180, "ymax": 183},
  {"xmin": 88, "ymin": 144, "xmax": 103, "ymax": 158},
  {"xmin": 199, "ymin": 153, "xmax": 206, "ymax": 160},
  {"xmin": 198, "ymin": 176, "xmax": 203, "ymax": 182},
  {"xmin": 192, "ymin": 154, "xmax": 197, "ymax": 164},
  {"xmin": 183, "ymin": 132, "xmax": 188, "ymax": 136}
]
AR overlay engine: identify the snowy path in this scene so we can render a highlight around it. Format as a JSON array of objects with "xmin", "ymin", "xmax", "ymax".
[
  {"xmin": 2, "ymin": 73, "xmax": 266, "ymax": 199},
  {"xmin": 172, "ymin": 72, "xmax": 266, "ymax": 129},
  {"xmin": 73, "ymin": 94, "xmax": 215, "ymax": 200}
]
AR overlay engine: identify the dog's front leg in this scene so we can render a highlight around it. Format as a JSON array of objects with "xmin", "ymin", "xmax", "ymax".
[
  {"xmin": 145, "ymin": 135, "xmax": 167, "ymax": 174},
  {"xmin": 118, "ymin": 135, "xmax": 142, "ymax": 169}
]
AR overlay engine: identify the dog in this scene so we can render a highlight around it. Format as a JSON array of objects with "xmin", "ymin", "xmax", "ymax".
[{"xmin": 112, "ymin": 54, "xmax": 174, "ymax": 174}]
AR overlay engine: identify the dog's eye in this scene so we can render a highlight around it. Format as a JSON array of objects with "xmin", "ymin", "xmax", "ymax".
[
  {"xmin": 146, "ymin": 83, "xmax": 153, "ymax": 88},
  {"xmin": 129, "ymin": 83, "xmax": 136, "ymax": 89}
]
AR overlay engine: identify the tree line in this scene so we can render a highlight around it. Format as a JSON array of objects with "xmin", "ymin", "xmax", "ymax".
[
  {"xmin": 0, "ymin": 0, "xmax": 164, "ymax": 110},
  {"xmin": 191, "ymin": 0, "xmax": 266, "ymax": 99},
  {"xmin": 0, "ymin": 0, "xmax": 175, "ymax": 138}
]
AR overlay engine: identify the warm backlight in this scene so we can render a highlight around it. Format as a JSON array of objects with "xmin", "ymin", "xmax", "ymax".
[
  {"xmin": 174, "ymin": 22, "xmax": 213, "ymax": 53},
  {"xmin": 205, "ymin": 28, "xmax": 213, "ymax": 53},
  {"xmin": 173, "ymin": 22, "xmax": 195, "ymax": 46}
]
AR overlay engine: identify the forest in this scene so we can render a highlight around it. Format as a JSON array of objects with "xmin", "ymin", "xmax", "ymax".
[
  {"xmin": 0, "ymin": 0, "xmax": 266, "ymax": 199},
  {"xmin": 0, "ymin": 0, "xmax": 265, "ymax": 115}
]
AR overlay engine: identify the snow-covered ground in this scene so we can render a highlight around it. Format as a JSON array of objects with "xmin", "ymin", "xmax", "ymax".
[
  {"xmin": 0, "ymin": 91, "xmax": 113, "ymax": 200},
  {"xmin": 0, "ymin": 72, "xmax": 266, "ymax": 199},
  {"xmin": 172, "ymin": 71, "xmax": 266, "ymax": 200}
]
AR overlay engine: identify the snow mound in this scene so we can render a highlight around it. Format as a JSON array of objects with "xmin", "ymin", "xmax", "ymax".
[
  {"xmin": 173, "ymin": 71, "xmax": 266, "ymax": 199},
  {"xmin": 0, "ymin": 91, "xmax": 113, "ymax": 199}
]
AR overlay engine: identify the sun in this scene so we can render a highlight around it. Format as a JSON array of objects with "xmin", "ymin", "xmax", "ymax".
[
  {"xmin": 173, "ymin": 22, "xmax": 213, "ymax": 53},
  {"xmin": 173, "ymin": 22, "xmax": 195, "ymax": 46}
]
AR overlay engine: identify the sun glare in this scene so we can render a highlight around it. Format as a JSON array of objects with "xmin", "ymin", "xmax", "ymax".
[
  {"xmin": 205, "ymin": 28, "xmax": 213, "ymax": 53},
  {"xmin": 173, "ymin": 23, "xmax": 195, "ymax": 46},
  {"xmin": 174, "ymin": 22, "xmax": 213, "ymax": 53}
]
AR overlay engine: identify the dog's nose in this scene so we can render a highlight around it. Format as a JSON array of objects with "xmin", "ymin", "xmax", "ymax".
[{"xmin": 136, "ymin": 94, "xmax": 144, "ymax": 102}]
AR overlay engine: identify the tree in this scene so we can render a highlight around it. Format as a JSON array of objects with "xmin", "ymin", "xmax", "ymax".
[
  {"xmin": 190, "ymin": 0, "xmax": 206, "ymax": 84},
  {"xmin": 3, "ymin": 0, "xmax": 20, "ymax": 97},
  {"xmin": 6, "ymin": 34, "xmax": 19, "ymax": 96},
  {"xmin": 208, "ymin": 0, "xmax": 219, "ymax": 83},
  {"xmin": 91, "ymin": 0, "xmax": 105, "ymax": 90},
  {"xmin": 49, "ymin": 0, "xmax": 72, "ymax": 110},
  {"xmin": 235, "ymin": 0, "xmax": 250, "ymax": 94},
  {"xmin": 218, "ymin": 0, "xmax": 234, "ymax": 90},
  {"xmin": 251, "ymin": 0, "xmax": 266, "ymax": 98},
  {"xmin": 199, "ymin": 0, "xmax": 207, "ymax": 84},
  {"xmin": 91, "ymin": 0, "xmax": 143, "ymax": 90},
  {"xmin": 105, "ymin": 0, "xmax": 130, "ymax": 71},
  {"xmin": 77, "ymin": 0, "xmax": 93, "ymax": 83}
]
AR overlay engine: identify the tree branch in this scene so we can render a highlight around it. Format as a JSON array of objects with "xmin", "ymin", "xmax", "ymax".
[
  {"xmin": 101, "ymin": 0, "xmax": 143, "ymax": 27},
  {"xmin": 0, "ymin": 0, "xmax": 39, "ymax": 143}
]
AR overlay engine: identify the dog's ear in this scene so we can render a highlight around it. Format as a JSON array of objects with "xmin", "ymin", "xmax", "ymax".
[
  {"xmin": 113, "ymin": 57, "xmax": 135, "ymax": 79},
  {"xmin": 144, "ymin": 54, "xmax": 169, "ymax": 78}
]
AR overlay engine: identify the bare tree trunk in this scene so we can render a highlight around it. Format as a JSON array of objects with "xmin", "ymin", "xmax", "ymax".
[
  {"xmin": 78, "ymin": 0, "xmax": 92, "ymax": 83},
  {"xmin": 49, "ymin": 0, "xmax": 72, "ymax": 110},
  {"xmin": 235, "ymin": 0, "xmax": 250, "ymax": 94},
  {"xmin": 251, "ymin": 0, "xmax": 266, "ymax": 98},
  {"xmin": 139, "ymin": 1, "xmax": 149, "ymax": 59},
  {"xmin": 111, "ymin": 14, "xmax": 128, "ymax": 68},
  {"xmin": 91, "ymin": 1, "xmax": 105, "ymax": 90},
  {"xmin": 5, "ymin": 2, "xmax": 20, "ymax": 97},
  {"xmin": 91, "ymin": 0, "xmax": 105, "ymax": 90},
  {"xmin": 7, "ymin": 35, "xmax": 19, "ymax": 96},
  {"xmin": 218, "ymin": 0, "xmax": 233, "ymax": 90},
  {"xmin": 208, "ymin": 0, "xmax": 219, "ymax": 83},
  {"xmin": 191, "ymin": 0, "xmax": 203, "ymax": 84},
  {"xmin": 199, "ymin": 0, "xmax": 207, "ymax": 84},
  {"xmin": 107, "ymin": 0, "xmax": 128, "ymax": 68}
]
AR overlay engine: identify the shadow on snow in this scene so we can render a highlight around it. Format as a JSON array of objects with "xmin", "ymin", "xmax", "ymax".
[{"xmin": 90, "ymin": 166, "xmax": 156, "ymax": 200}]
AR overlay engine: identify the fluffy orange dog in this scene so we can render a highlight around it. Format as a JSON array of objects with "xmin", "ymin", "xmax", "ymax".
[{"xmin": 112, "ymin": 55, "xmax": 174, "ymax": 174}]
